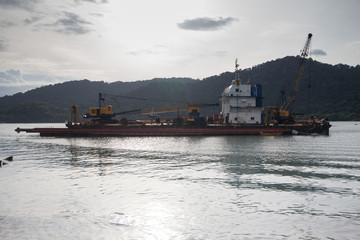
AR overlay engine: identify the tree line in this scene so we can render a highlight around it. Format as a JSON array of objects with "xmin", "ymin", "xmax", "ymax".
[{"xmin": 0, "ymin": 56, "xmax": 359, "ymax": 123}]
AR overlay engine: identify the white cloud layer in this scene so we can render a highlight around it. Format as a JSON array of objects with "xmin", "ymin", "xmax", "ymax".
[
  {"xmin": 0, "ymin": 0, "xmax": 39, "ymax": 10},
  {"xmin": 42, "ymin": 11, "xmax": 93, "ymax": 35},
  {"xmin": 0, "ymin": 0, "xmax": 359, "ymax": 95}
]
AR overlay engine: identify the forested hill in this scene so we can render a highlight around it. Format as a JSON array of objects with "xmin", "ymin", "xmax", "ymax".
[{"xmin": 0, "ymin": 56, "xmax": 359, "ymax": 122}]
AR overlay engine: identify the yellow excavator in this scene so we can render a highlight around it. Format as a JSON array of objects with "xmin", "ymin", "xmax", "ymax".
[{"xmin": 84, "ymin": 93, "xmax": 115, "ymax": 120}]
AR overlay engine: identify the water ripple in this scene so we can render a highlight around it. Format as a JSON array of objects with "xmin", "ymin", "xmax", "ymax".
[{"xmin": 1, "ymin": 122, "xmax": 360, "ymax": 239}]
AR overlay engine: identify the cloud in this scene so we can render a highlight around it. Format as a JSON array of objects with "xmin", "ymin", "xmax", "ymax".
[
  {"xmin": 0, "ymin": 69, "xmax": 24, "ymax": 85},
  {"xmin": 213, "ymin": 51, "xmax": 227, "ymax": 57},
  {"xmin": 44, "ymin": 11, "xmax": 92, "ymax": 35},
  {"xmin": 0, "ymin": 0, "xmax": 40, "ymax": 10},
  {"xmin": 0, "ymin": 69, "xmax": 64, "ymax": 86},
  {"xmin": 0, "ymin": 69, "xmax": 68, "ymax": 96},
  {"xmin": 348, "ymin": 41, "xmax": 360, "ymax": 50},
  {"xmin": 0, "ymin": 20, "xmax": 16, "ymax": 28},
  {"xmin": 311, "ymin": 49, "xmax": 327, "ymax": 56},
  {"xmin": 177, "ymin": 17, "xmax": 236, "ymax": 31},
  {"xmin": 0, "ymin": 39, "xmax": 7, "ymax": 51},
  {"xmin": 126, "ymin": 49, "xmax": 164, "ymax": 56},
  {"xmin": 126, "ymin": 44, "xmax": 166, "ymax": 56},
  {"xmin": 74, "ymin": 0, "xmax": 109, "ymax": 4},
  {"xmin": 24, "ymin": 16, "xmax": 42, "ymax": 25},
  {"xmin": 90, "ymin": 12, "xmax": 104, "ymax": 17}
]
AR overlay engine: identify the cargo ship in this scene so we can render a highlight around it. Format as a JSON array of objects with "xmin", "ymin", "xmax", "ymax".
[{"xmin": 15, "ymin": 33, "xmax": 331, "ymax": 137}]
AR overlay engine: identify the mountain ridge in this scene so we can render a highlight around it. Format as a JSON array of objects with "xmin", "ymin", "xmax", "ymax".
[{"xmin": 1, "ymin": 56, "xmax": 359, "ymax": 122}]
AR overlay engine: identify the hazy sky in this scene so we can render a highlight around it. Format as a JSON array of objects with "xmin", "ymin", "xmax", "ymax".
[{"xmin": 0, "ymin": 0, "xmax": 359, "ymax": 95}]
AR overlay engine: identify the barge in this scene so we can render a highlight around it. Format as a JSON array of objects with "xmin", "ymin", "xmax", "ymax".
[
  {"xmin": 15, "ymin": 121, "xmax": 330, "ymax": 137},
  {"xmin": 15, "ymin": 66, "xmax": 331, "ymax": 137},
  {"xmin": 15, "ymin": 124, "xmax": 291, "ymax": 137},
  {"xmin": 14, "ymin": 81, "xmax": 331, "ymax": 137},
  {"xmin": 15, "ymin": 34, "xmax": 331, "ymax": 137}
]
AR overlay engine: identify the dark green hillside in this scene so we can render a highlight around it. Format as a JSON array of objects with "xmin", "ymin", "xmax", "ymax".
[
  {"xmin": 0, "ymin": 78, "xmax": 199, "ymax": 122},
  {"xmin": 0, "ymin": 102, "xmax": 67, "ymax": 123},
  {"xmin": 0, "ymin": 79, "xmax": 150, "ymax": 109},
  {"xmin": 240, "ymin": 57, "xmax": 360, "ymax": 120},
  {"xmin": 0, "ymin": 57, "xmax": 359, "ymax": 122},
  {"xmin": 88, "ymin": 78, "xmax": 198, "ymax": 113},
  {"xmin": 307, "ymin": 63, "xmax": 360, "ymax": 120}
]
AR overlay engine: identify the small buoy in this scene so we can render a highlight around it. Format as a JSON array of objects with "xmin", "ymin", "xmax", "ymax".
[{"xmin": 5, "ymin": 156, "xmax": 13, "ymax": 161}]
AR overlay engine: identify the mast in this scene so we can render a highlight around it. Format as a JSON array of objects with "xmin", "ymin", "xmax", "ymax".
[
  {"xmin": 234, "ymin": 59, "xmax": 241, "ymax": 121},
  {"xmin": 235, "ymin": 58, "xmax": 240, "ymax": 81}
]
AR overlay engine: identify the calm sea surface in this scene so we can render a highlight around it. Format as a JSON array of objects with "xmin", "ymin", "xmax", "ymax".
[{"xmin": 0, "ymin": 122, "xmax": 359, "ymax": 239}]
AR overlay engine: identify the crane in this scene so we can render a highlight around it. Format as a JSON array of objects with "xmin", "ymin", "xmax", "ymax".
[
  {"xmin": 273, "ymin": 33, "xmax": 313, "ymax": 124},
  {"xmin": 282, "ymin": 33, "xmax": 312, "ymax": 112},
  {"xmin": 83, "ymin": 93, "xmax": 218, "ymax": 123},
  {"xmin": 83, "ymin": 92, "xmax": 180, "ymax": 121}
]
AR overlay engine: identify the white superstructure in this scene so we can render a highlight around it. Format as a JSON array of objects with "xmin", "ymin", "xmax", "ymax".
[{"xmin": 220, "ymin": 76, "xmax": 263, "ymax": 125}]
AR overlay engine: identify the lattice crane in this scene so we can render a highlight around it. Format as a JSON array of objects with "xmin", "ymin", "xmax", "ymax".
[{"xmin": 275, "ymin": 33, "xmax": 313, "ymax": 123}]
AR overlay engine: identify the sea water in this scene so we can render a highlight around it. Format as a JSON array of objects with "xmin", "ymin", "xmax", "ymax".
[{"xmin": 0, "ymin": 122, "xmax": 359, "ymax": 239}]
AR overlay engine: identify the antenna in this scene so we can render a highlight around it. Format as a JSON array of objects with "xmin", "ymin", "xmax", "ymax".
[{"xmin": 235, "ymin": 59, "xmax": 240, "ymax": 80}]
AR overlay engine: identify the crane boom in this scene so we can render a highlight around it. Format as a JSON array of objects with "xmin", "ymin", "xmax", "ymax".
[
  {"xmin": 141, "ymin": 103, "xmax": 219, "ymax": 116},
  {"xmin": 85, "ymin": 92, "xmax": 219, "ymax": 123},
  {"xmin": 282, "ymin": 33, "xmax": 313, "ymax": 112}
]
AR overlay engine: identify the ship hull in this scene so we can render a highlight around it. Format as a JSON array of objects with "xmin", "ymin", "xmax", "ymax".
[{"xmin": 15, "ymin": 123, "xmax": 330, "ymax": 137}]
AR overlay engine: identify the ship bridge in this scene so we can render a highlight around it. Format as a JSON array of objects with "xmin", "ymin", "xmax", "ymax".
[{"xmin": 220, "ymin": 77, "xmax": 263, "ymax": 125}]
